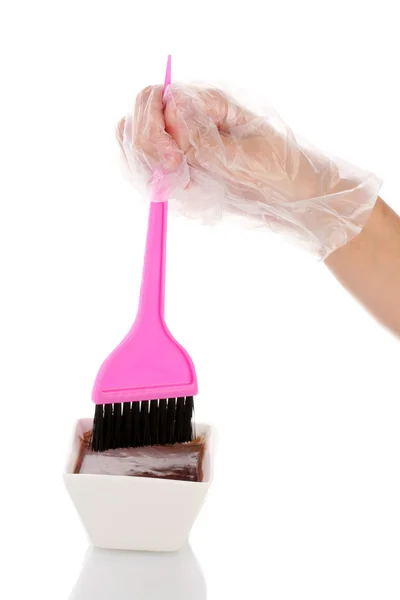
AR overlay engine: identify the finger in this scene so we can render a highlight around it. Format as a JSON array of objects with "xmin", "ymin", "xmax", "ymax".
[
  {"xmin": 115, "ymin": 116, "xmax": 130, "ymax": 169},
  {"xmin": 133, "ymin": 85, "xmax": 182, "ymax": 172},
  {"xmin": 133, "ymin": 85, "xmax": 163, "ymax": 149},
  {"xmin": 164, "ymin": 84, "xmax": 228, "ymax": 165},
  {"xmin": 163, "ymin": 85, "xmax": 234, "ymax": 171},
  {"xmin": 164, "ymin": 84, "xmax": 256, "ymax": 165}
]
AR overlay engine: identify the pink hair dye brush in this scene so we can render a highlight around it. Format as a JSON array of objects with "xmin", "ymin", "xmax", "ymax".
[{"xmin": 91, "ymin": 56, "xmax": 198, "ymax": 452}]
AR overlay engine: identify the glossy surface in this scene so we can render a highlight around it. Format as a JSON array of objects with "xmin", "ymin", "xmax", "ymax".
[{"xmin": 78, "ymin": 438, "xmax": 205, "ymax": 481}]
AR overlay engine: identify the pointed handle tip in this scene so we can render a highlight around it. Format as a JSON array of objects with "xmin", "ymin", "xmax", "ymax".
[{"xmin": 163, "ymin": 55, "xmax": 172, "ymax": 93}]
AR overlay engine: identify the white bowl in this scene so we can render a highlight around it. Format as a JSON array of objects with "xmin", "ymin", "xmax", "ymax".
[{"xmin": 64, "ymin": 418, "xmax": 214, "ymax": 552}]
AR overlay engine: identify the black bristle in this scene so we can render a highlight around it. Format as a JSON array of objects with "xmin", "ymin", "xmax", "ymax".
[
  {"xmin": 131, "ymin": 401, "xmax": 141, "ymax": 447},
  {"xmin": 175, "ymin": 397, "xmax": 185, "ymax": 443},
  {"xmin": 122, "ymin": 402, "xmax": 132, "ymax": 448},
  {"xmin": 150, "ymin": 400, "xmax": 159, "ymax": 445},
  {"xmin": 113, "ymin": 403, "xmax": 122, "ymax": 449},
  {"xmin": 166, "ymin": 398, "xmax": 176, "ymax": 444},
  {"xmin": 184, "ymin": 396, "xmax": 194, "ymax": 441},
  {"xmin": 158, "ymin": 399, "xmax": 167, "ymax": 445},
  {"xmin": 92, "ymin": 395, "xmax": 194, "ymax": 452},
  {"xmin": 104, "ymin": 404, "xmax": 113, "ymax": 450},
  {"xmin": 140, "ymin": 401, "xmax": 151, "ymax": 446},
  {"xmin": 92, "ymin": 404, "xmax": 104, "ymax": 452}
]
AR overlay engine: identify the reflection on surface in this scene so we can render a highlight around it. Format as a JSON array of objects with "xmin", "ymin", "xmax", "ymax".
[{"xmin": 69, "ymin": 543, "xmax": 206, "ymax": 600}]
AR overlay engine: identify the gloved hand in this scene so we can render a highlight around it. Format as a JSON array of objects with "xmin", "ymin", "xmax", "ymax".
[{"xmin": 117, "ymin": 84, "xmax": 382, "ymax": 259}]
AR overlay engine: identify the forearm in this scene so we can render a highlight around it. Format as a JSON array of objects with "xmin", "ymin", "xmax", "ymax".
[{"xmin": 325, "ymin": 197, "xmax": 400, "ymax": 336}]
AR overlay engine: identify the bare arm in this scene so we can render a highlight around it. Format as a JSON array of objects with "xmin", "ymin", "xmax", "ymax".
[{"xmin": 325, "ymin": 198, "xmax": 400, "ymax": 336}]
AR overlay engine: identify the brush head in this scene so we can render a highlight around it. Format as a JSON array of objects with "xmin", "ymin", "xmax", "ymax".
[{"xmin": 91, "ymin": 397, "xmax": 194, "ymax": 452}]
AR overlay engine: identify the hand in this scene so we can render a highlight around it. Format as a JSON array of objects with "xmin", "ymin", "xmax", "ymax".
[{"xmin": 118, "ymin": 84, "xmax": 381, "ymax": 259}]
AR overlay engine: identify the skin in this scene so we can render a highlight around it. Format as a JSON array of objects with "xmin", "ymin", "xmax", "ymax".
[
  {"xmin": 120, "ymin": 86, "xmax": 400, "ymax": 337},
  {"xmin": 325, "ymin": 197, "xmax": 400, "ymax": 337}
]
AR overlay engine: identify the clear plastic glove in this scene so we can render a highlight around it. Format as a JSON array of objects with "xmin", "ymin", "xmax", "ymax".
[{"xmin": 117, "ymin": 84, "xmax": 382, "ymax": 259}]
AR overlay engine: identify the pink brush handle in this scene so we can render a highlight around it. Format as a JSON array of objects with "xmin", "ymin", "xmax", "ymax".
[{"xmin": 136, "ymin": 56, "xmax": 171, "ymax": 328}]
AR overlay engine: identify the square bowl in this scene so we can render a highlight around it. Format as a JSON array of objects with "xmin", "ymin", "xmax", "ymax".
[{"xmin": 64, "ymin": 418, "xmax": 214, "ymax": 552}]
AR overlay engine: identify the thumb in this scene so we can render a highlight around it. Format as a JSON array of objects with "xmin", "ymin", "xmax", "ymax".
[{"xmin": 164, "ymin": 84, "xmax": 249, "ymax": 170}]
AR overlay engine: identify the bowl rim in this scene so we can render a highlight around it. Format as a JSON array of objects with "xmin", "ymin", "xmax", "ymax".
[{"xmin": 64, "ymin": 418, "xmax": 216, "ymax": 485}]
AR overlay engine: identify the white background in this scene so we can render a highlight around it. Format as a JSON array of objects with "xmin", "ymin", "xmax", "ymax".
[{"xmin": 1, "ymin": 1, "xmax": 399, "ymax": 598}]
